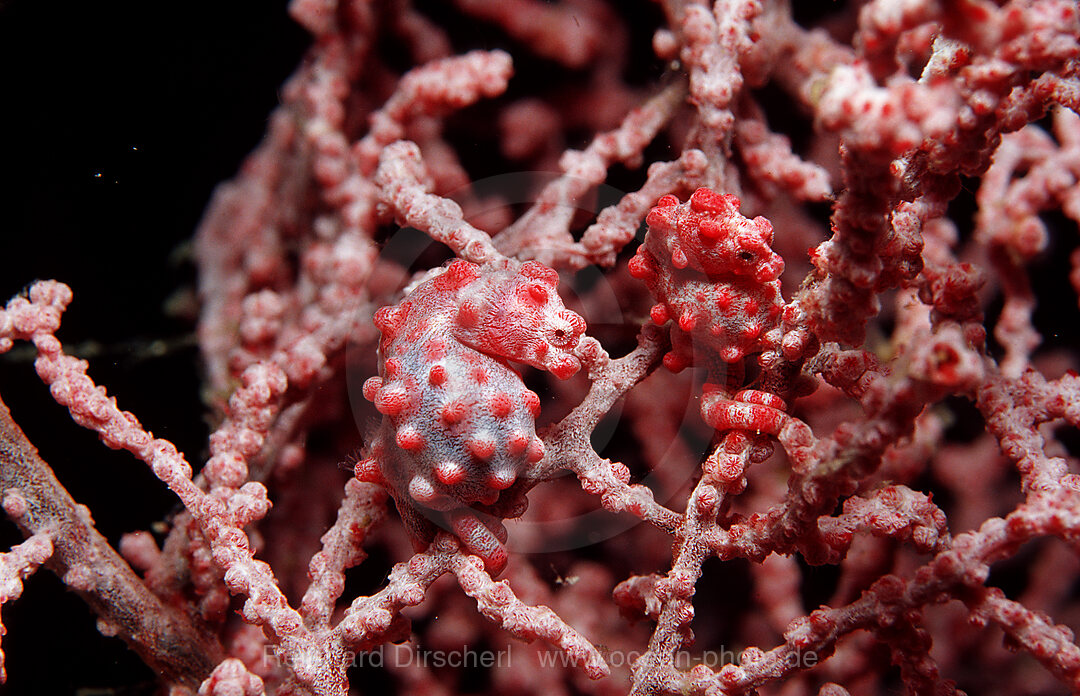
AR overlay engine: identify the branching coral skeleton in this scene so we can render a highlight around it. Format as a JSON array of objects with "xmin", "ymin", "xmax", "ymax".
[{"xmin": 2, "ymin": 0, "xmax": 1080, "ymax": 694}]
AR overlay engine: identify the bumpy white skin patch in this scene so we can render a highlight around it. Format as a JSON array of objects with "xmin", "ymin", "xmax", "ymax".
[{"xmin": 359, "ymin": 260, "xmax": 585, "ymax": 573}]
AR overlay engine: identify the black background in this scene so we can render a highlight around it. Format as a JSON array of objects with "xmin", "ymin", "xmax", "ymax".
[{"xmin": 0, "ymin": 1, "xmax": 307, "ymax": 692}]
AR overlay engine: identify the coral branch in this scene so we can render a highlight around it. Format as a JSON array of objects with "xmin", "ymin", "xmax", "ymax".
[
  {"xmin": 0, "ymin": 393, "xmax": 222, "ymax": 685},
  {"xmin": 451, "ymin": 552, "xmax": 609, "ymax": 679},
  {"xmin": 5, "ymin": 0, "xmax": 1080, "ymax": 693},
  {"xmin": 375, "ymin": 141, "xmax": 505, "ymax": 265},
  {"xmin": 0, "ymin": 533, "xmax": 51, "ymax": 682}
]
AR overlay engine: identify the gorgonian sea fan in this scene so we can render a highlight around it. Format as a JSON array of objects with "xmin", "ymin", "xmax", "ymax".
[{"xmin": 0, "ymin": 1, "xmax": 1078, "ymax": 695}]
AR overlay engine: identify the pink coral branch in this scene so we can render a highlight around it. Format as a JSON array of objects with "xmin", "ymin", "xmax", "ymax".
[
  {"xmin": 5, "ymin": 0, "xmax": 1080, "ymax": 693},
  {"xmin": 493, "ymin": 82, "xmax": 687, "ymax": 265},
  {"xmin": 0, "ymin": 532, "xmax": 51, "ymax": 683},
  {"xmin": 451, "ymin": 552, "xmax": 609, "ymax": 679},
  {"xmin": 451, "ymin": 0, "xmax": 605, "ymax": 69},
  {"xmin": 356, "ymin": 50, "xmax": 514, "ymax": 173},
  {"xmin": 199, "ymin": 658, "xmax": 267, "ymax": 696},
  {"xmin": 528, "ymin": 325, "xmax": 682, "ymax": 534},
  {"xmin": 1, "ymin": 283, "xmax": 347, "ymax": 692},
  {"xmin": 301, "ymin": 479, "xmax": 388, "ymax": 630},
  {"xmin": 375, "ymin": 140, "xmax": 505, "ymax": 265},
  {"xmin": 578, "ymin": 149, "xmax": 708, "ymax": 269},
  {"xmin": 332, "ymin": 533, "xmax": 607, "ymax": 680},
  {"xmin": 733, "ymin": 102, "xmax": 832, "ymax": 202},
  {"xmin": 0, "ymin": 392, "xmax": 223, "ymax": 686}
]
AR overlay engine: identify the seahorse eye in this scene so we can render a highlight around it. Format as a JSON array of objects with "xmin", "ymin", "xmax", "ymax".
[{"xmin": 550, "ymin": 321, "xmax": 578, "ymax": 347}]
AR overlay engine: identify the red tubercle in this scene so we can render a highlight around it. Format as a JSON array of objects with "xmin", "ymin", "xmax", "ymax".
[
  {"xmin": 662, "ymin": 352, "xmax": 691, "ymax": 373},
  {"xmin": 374, "ymin": 386, "xmax": 410, "ymax": 417},
  {"xmin": 523, "ymin": 390, "xmax": 541, "ymax": 417},
  {"xmin": 519, "ymin": 259, "xmax": 560, "ymax": 285},
  {"xmin": 457, "ymin": 300, "xmax": 480, "ymax": 328},
  {"xmin": 440, "ymin": 399, "xmax": 469, "ymax": 424},
  {"xmin": 655, "ymin": 193, "xmax": 680, "ymax": 209},
  {"xmin": 740, "ymin": 323, "xmax": 761, "ymax": 341},
  {"xmin": 526, "ymin": 437, "xmax": 545, "ymax": 463},
  {"xmin": 507, "ymin": 431, "xmax": 528, "ymax": 456},
  {"xmin": 485, "ymin": 470, "xmax": 516, "ymax": 490},
  {"xmin": 374, "ymin": 304, "xmax": 409, "ymax": 339},
  {"xmin": 434, "ymin": 461, "xmax": 467, "ymax": 485},
  {"xmin": 428, "ymin": 364, "xmax": 447, "ymax": 386},
  {"xmin": 362, "ymin": 376, "xmax": 383, "ymax": 401},
  {"xmin": 467, "ymin": 436, "xmax": 497, "ymax": 460},
  {"xmin": 407, "ymin": 475, "xmax": 442, "ymax": 505},
  {"xmin": 354, "ymin": 458, "xmax": 385, "ymax": 485},
  {"xmin": 395, "ymin": 427, "xmax": 426, "ymax": 451},
  {"xmin": 546, "ymin": 354, "xmax": 581, "ymax": 380},
  {"xmin": 489, "ymin": 391, "xmax": 513, "ymax": 417},
  {"xmin": 671, "ymin": 245, "xmax": 690, "ymax": 269},
  {"xmin": 526, "ymin": 281, "xmax": 549, "ymax": 304},
  {"xmin": 698, "ymin": 218, "xmax": 722, "ymax": 240},
  {"xmin": 627, "ymin": 252, "xmax": 655, "ymax": 281},
  {"xmin": 434, "ymin": 259, "xmax": 482, "ymax": 292},
  {"xmin": 688, "ymin": 187, "xmax": 737, "ymax": 214}
]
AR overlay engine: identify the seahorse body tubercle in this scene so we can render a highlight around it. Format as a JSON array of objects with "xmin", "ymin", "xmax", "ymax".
[{"xmin": 359, "ymin": 259, "xmax": 586, "ymax": 571}]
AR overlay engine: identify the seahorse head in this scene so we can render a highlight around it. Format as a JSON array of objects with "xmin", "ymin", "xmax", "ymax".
[
  {"xmin": 644, "ymin": 188, "xmax": 784, "ymax": 285},
  {"xmin": 452, "ymin": 260, "xmax": 586, "ymax": 379}
]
